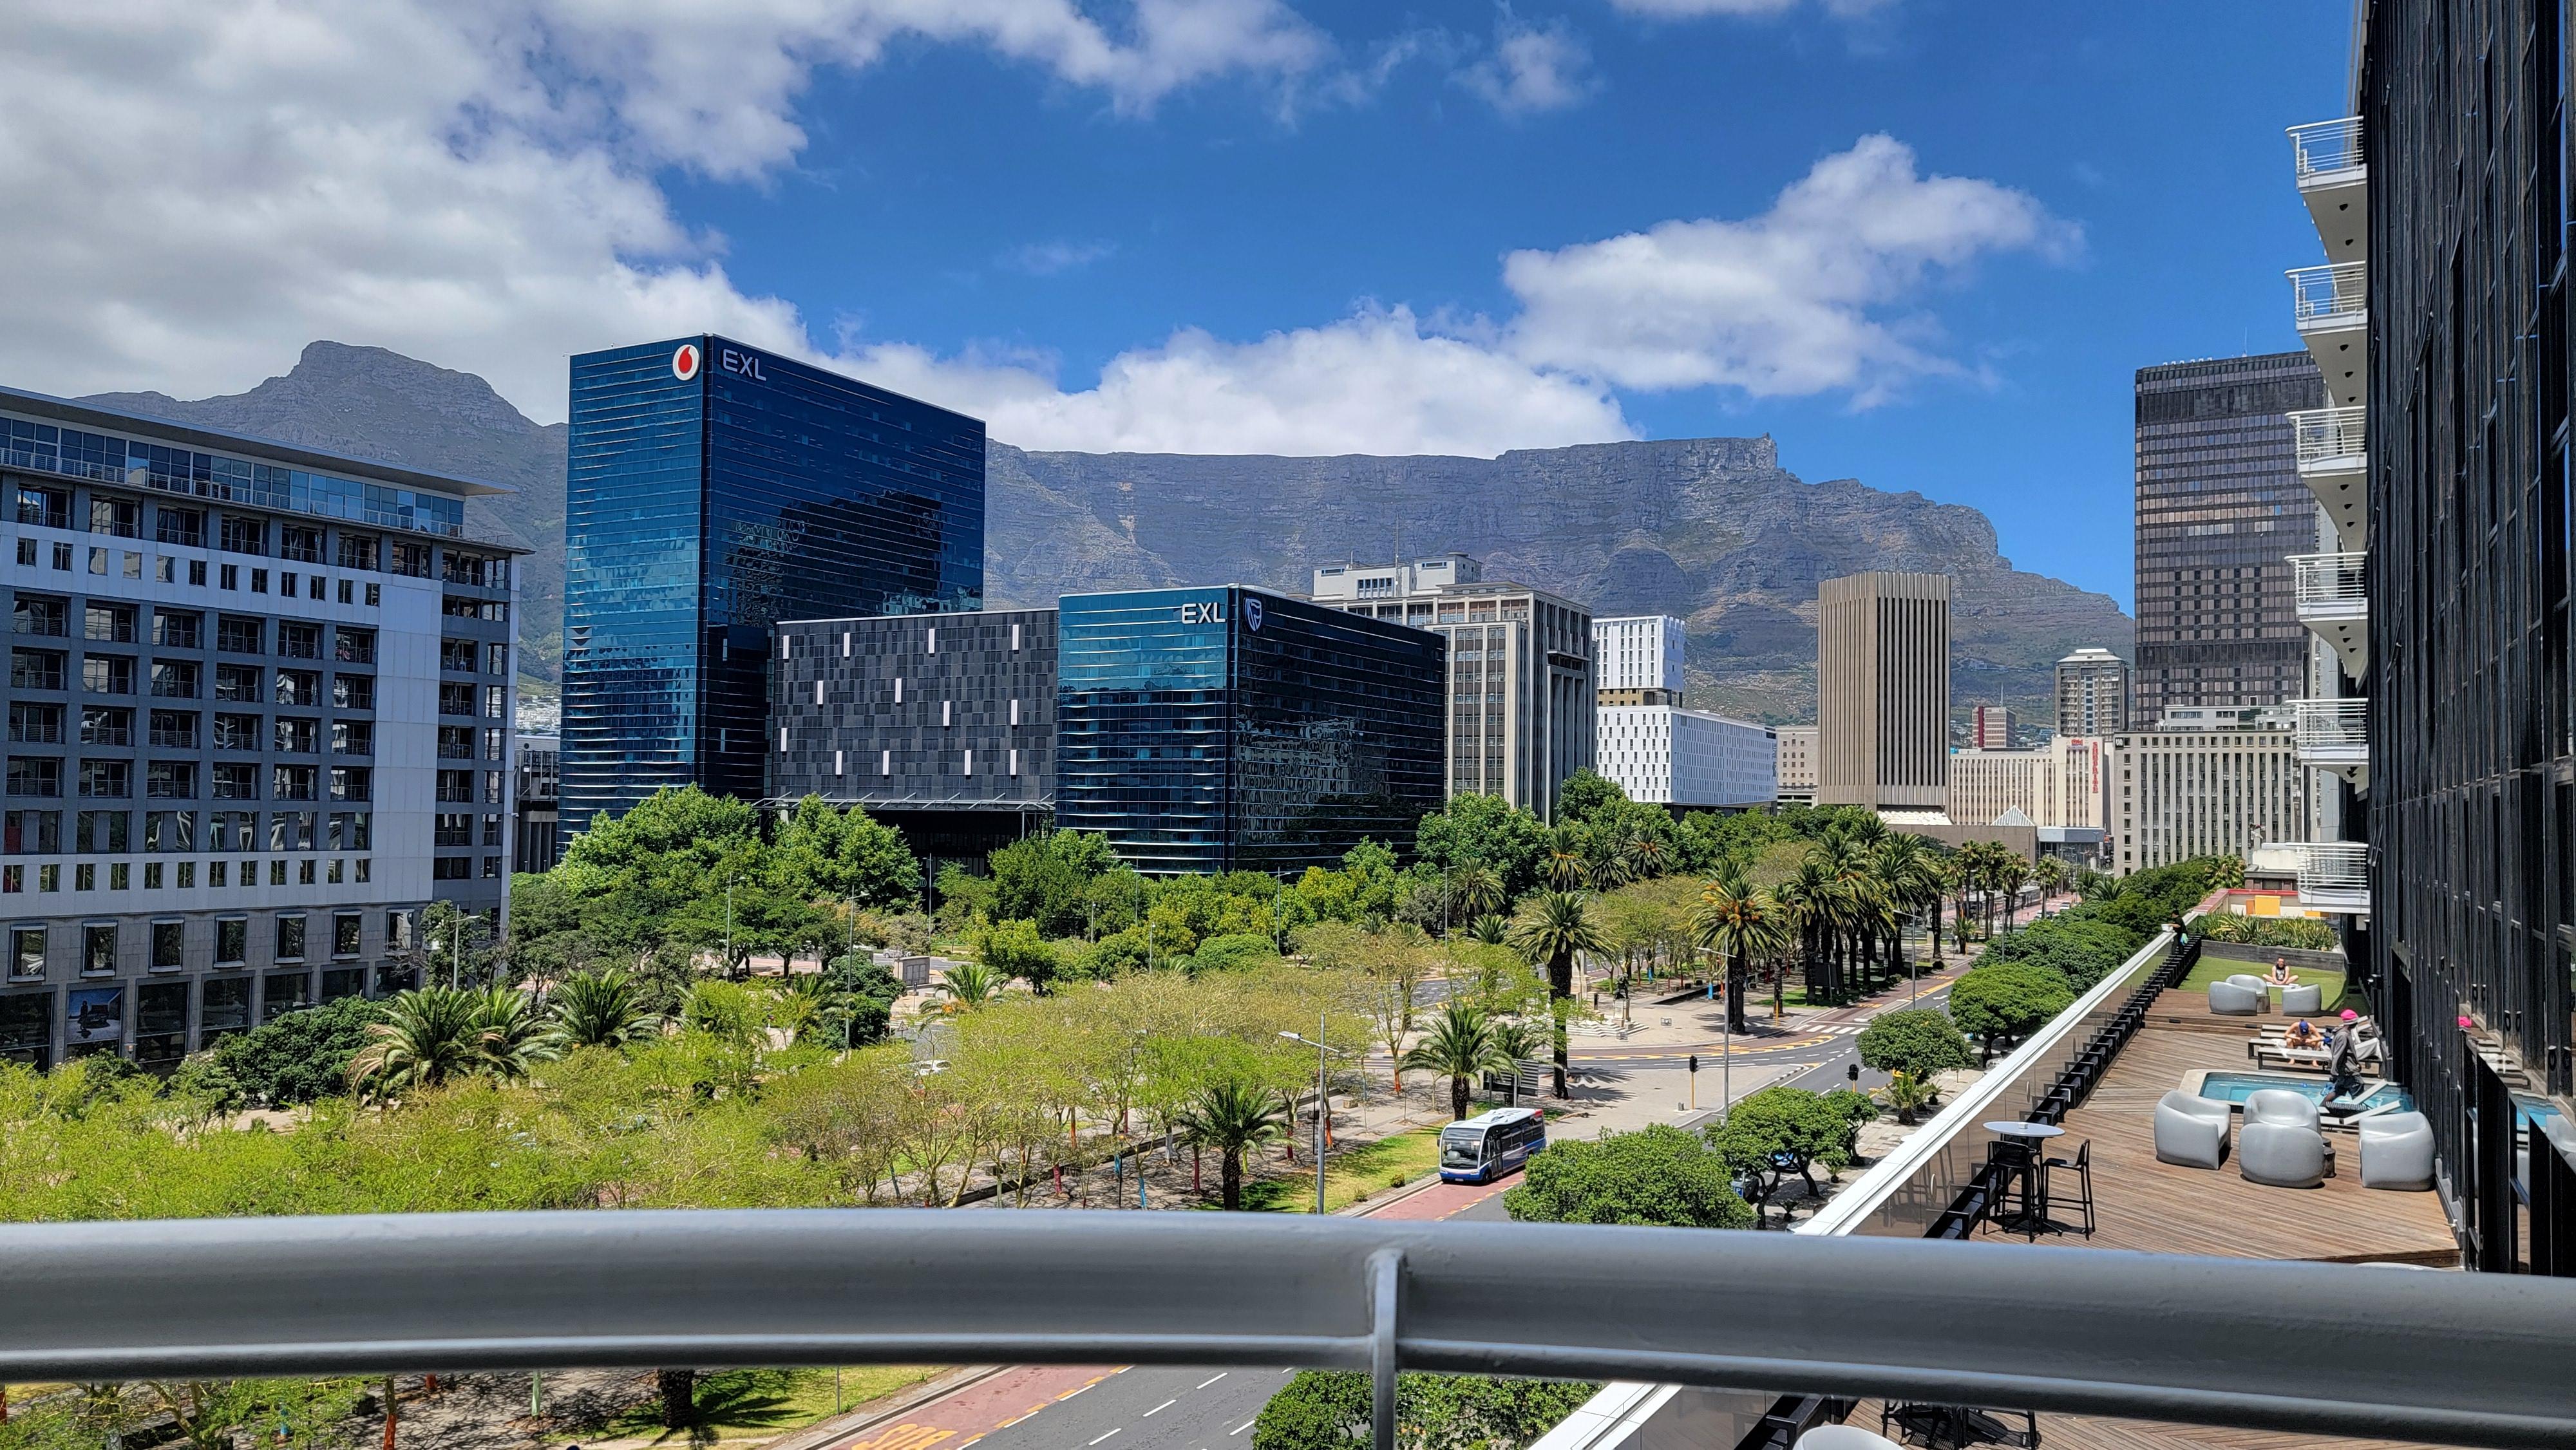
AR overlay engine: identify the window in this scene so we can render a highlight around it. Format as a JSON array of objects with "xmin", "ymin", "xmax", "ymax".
[
  {"xmin": 146, "ymin": 762, "xmax": 194, "ymax": 799},
  {"xmin": 434, "ymin": 813, "xmax": 471, "ymax": 847},
  {"xmin": 324, "ymin": 765, "xmax": 370, "ymax": 802},
  {"xmin": 279, "ymin": 526, "xmax": 322, "ymax": 563},
  {"xmin": 9, "ymin": 927, "xmax": 41, "ymax": 980},
  {"xmin": 143, "ymin": 659, "xmax": 203, "ymax": 704},
  {"xmin": 82, "ymin": 605, "xmax": 134, "ymax": 643},
  {"xmin": 219, "ymin": 563, "xmax": 236, "ymax": 590},
  {"xmin": 334, "ymin": 627, "xmax": 374, "ymax": 664},
  {"xmin": 214, "ymin": 918, "xmax": 246, "ymax": 966},
  {"xmin": 10, "ymin": 649, "xmax": 64, "ymax": 690},
  {"xmin": 437, "ymin": 725, "xmax": 475, "ymax": 759},
  {"xmin": 14, "ymin": 484, "xmax": 70, "ymax": 530},
  {"xmin": 142, "ymin": 810, "xmax": 194, "ymax": 852},
  {"xmin": 81, "ymin": 655, "xmax": 133, "ymax": 694},
  {"xmin": 213, "ymin": 713, "xmax": 260, "ymax": 751},
  {"xmin": 156, "ymin": 507, "xmax": 205, "ymax": 549},
  {"xmin": 439, "ymin": 682, "xmax": 475, "ymax": 716},
  {"xmin": 337, "ymin": 534, "xmax": 378, "ymax": 571},
  {"xmin": 482, "ymin": 814, "xmax": 502, "ymax": 847},
  {"xmin": 484, "ymin": 771, "xmax": 502, "ymax": 804},
  {"xmin": 151, "ymin": 921, "xmax": 183, "ymax": 972},
  {"xmin": 439, "ymin": 639, "xmax": 476, "ymax": 673},
  {"xmin": 78, "ymin": 761, "xmax": 129, "ymax": 798},
  {"xmin": 6, "ymin": 758, "xmax": 59, "ymax": 798},
  {"xmin": 482, "ymin": 856, "xmax": 502, "ymax": 878},
  {"xmin": 151, "ymin": 609, "xmax": 201, "ymax": 648},
  {"xmin": 79, "ymin": 707, "xmax": 130, "ymax": 746},
  {"xmin": 487, "ymin": 643, "xmax": 508, "ymax": 675},
  {"xmin": 330, "ymin": 720, "xmax": 372, "ymax": 755},
  {"xmin": 250, "ymin": 569, "xmax": 268, "ymax": 593},
  {"xmin": 272, "ymin": 717, "xmax": 317, "ymax": 754},
  {"xmin": 332, "ymin": 912, "xmax": 362, "ymax": 957},
  {"xmin": 88, "ymin": 497, "xmax": 138, "ymax": 538},
  {"xmin": 278, "ymin": 622, "xmax": 319, "ymax": 659},
  {"xmin": 271, "ymin": 765, "xmax": 316, "ymax": 801},
  {"xmin": 272, "ymin": 670, "xmax": 317, "ymax": 706},
  {"xmin": 12, "ymin": 595, "xmax": 65, "ymax": 637},
  {"xmin": 214, "ymin": 664, "xmax": 260, "ymax": 702},
  {"xmin": 217, "ymin": 616, "xmax": 263, "ymax": 654},
  {"xmin": 218, "ymin": 516, "xmax": 265, "ymax": 556},
  {"xmin": 432, "ymin": 856, "xmax": 471, "ymax": 880},
  {"xmin": 81, "ymin": 924, "xmax": 115, "ymax": 975},
  {"xmin": 332, "ymin": 674, "xmax": 374, "ymax": 710},
  {"xmin": 8, "ymin": 704, "xmax": 60, "ymax": 744},
  {"xmin": 13, "ymin": 540, "xmax": 28, "ymax": 566},
  {"xmin": 270, "ymin": 915, "xmax": 305, "ymax": 962},
  {"xmin": 483, "ymin": 685, "xmax": 506, "ymax": 719},
  {"xmin": 390, "ymin": 541, "xmax": 433, "ymax": 578},
  {"xmin": 211, "ymin": 763, "xmax": 256, "ymax": 800},
  {"xmin": 436, "ymin": 769, "xmax": 473, "ymax": 804}
]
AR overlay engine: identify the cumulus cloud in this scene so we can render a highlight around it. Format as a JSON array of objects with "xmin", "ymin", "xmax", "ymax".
[
  {"xmin": 1502, "ymin": 134, "xmax": 2079, "ymax": 404},
  {"xmin": 1457, "ymin": 17, "xmax": 1595, "ymax": 114}
]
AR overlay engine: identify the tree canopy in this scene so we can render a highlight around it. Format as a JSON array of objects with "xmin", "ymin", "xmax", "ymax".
[{"xmin": 1503, "ymin": 1122, "xmax": 1755, "ymax": 1229}]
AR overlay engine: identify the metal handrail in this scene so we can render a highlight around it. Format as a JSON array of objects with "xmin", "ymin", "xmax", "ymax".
[
  {"xmin": 0, "ymin": 1211, "xmax": 2570, "ymax": 1448},
  {"xmin": 2289, "ymin": 552, "xmax": 2367, "ymax": 607},
  {"xmin": 2287, "ymin": 262, "xmax": 2367, "ymax": 323},
  {"xmin": 2289, "ymin": 840, "xmax": 2371, "ymax": 892},
  {"xmin": 2289, "ymin": 118, "xmax": 2366, "ymax": 178},
  {"xmin": 2290, "ymin": 697, "xmax": 2368, "ymax": 751},
  {"xmin": 2289, "ymin": 406, "xmax": 2367, "ymax": 466}
]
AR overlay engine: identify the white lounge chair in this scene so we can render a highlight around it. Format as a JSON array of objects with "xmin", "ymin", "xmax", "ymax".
[{"xmin": 2154, "ymin": 1089, "xmax": 2232, "ymax": 1169}]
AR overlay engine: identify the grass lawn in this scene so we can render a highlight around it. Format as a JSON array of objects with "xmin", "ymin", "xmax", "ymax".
[
  {"xmin": 1243, "ymin": 1124, "xmax": 1444, "ymax": 1214},
  {"xmin": 576, "ymin": 1366, "xmax": 938, "ymax": 1445},
  {"xmin": 2176, "ymin": 956, "xmax": 2360, "ymax": 1013}
]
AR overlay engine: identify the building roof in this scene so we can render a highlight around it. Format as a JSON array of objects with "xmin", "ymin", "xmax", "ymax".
[{"xmin": 0, "ymin": 382, "xmax": 515, "ymax": 500}]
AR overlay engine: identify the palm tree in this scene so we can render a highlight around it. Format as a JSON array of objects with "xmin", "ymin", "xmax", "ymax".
[
  {"xmin": 1175, "ymin": 1078, "xmax": 1293, "ymax": 1209},
  {"xmin": 1769, "ymin": 860, "xmax": 1835, "ymax": 1016},
  {"xmin": 1508, "ymin": 889, "xmax": 1608, "ymax": 1098},
  {"xmin": 1868, "ymin": 834, "xmax": 1941, "ymax": 988},
  {"xmin": 1540, "ymin": 828, "xmax": 1588, "ymax": 890},
  {"xmin": 1401, "ymin": 1003, "xmax": 1515, "ymax": 1120},
  {"xmin": 1690, "ymin": 870, "xmax": 1790, "ymax": 1036},
  {"xmin": 471, "ymin": 985, "xmax": 567, "ymax": 1078},
  {"xmin": 1994, "ymin": 854, "xmax": 2034, "ymax": 934},
  {"xmin": 551, "ymin": 968, "xmax": 658, "ymax": 1050},
  {"xmin": 2031, "ymin": 855, "xmax": 2069, "ymax": 912},
  {"xmin": 348, "ymin": 986, "xmax": 562, "ymax": 1098},
  {"xmin": 1618, "ymin": 829, "xmax": 1669, "ymax": 883},
  {"xmin": 934, "ymin": 959, "xmax": 1006, "ymax": 1012},
  {"xmin": 1466, "ymin": 913, "xmax": 1511, "ymax": 945},
  {"xmin": 1452, "ymin": 864, "xmax": 1506, "ymax": 925}
]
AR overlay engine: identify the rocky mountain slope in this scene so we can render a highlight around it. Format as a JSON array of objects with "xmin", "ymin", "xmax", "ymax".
[{"xmin": 83, "ymin": 343, "xmax": 2130, "ymax": 723}]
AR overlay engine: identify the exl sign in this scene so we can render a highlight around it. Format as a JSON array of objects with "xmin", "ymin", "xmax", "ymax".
[
  {"xmin": 1178, "ymin": 598, "xmax": 1227, "ymax": 625},
  {"xmin": 718, "ymin": 347, "xmax": 767, "ymax": 382}
]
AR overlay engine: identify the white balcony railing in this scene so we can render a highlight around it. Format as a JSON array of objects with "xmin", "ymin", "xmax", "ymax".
[
  {"xmin": 2292, "ymin": 697, "xmax": 2368, "ymax": 755},
  {"xmin": 2288, "ymin": 261, "xmax": 2367, "ymax": 325},
  {"xmin": 2290, "ymin": 405, "xmax": 2367, "ymax": 467},
  {"xmin": 2289, "ymin": 118, "xmax": 2365, "ymax": 180},
  {"xmin": 2289, "ymin": 551, "xmax": 2367, "ymax": 613},
  {"xmin": 2291, "ymin": 840, "xmax": 2369, "ymax": 903}
]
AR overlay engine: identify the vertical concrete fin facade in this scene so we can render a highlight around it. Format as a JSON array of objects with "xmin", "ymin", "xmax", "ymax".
[{"xmin": 1817, "ymin": 571, "xmax": 1950, "ymax": 811}]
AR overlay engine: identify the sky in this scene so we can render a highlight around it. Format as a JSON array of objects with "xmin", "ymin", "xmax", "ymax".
[{"xmin": 0, "ymin": 0, "xmax": 2354, "ymax": 610}]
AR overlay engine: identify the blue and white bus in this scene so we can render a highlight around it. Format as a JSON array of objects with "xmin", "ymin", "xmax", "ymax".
[{"xmin": 1439, "ymin": 1107, "xmax": 1547, "ymax": 1183}]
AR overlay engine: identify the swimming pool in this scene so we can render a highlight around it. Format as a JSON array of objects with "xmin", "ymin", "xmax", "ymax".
[{"xmin": 2194, "ymin": 1071, "xmax": 2415, "ymax": 1113}]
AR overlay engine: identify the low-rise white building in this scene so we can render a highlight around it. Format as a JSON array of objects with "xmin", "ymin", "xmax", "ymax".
[
  {"xmin": 2109, "ymin": 708, "xmax": 2309, "ymax": 876},
  {"xmin": 1600, "ymin": 706, "xmax": 1776, "ymax": 809},
  {"xmin": 1946, "ymin": 735, "xmax": 2106, "ymax": 830},
  {"xmin": 1774, "ymin": 725, "xmax": 1818, "ymax": 805}
]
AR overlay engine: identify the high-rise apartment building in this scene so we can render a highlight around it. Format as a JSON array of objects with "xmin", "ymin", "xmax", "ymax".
[
  {"xmin": 1593, "ymin": 615, "xmax": 1685, "ymax": 704},
  {"xmin": 2108, "ymin": 708, "xmax": 2306, "ymax": 877},
  {"xmin": 512, "ymin": 735, "xmax": 560, "ymax": 876},
  {"xmin": 1311, "ymin": 557, "xmax": 1593, "ymax": 820},
  {"xmin": 1968, "ymin": 704, "xmax": 2014, "ymax": 749},
  {"xmin": 1773, "ymin": 726, "xmax": 1817, "ymax": 805},
  {"xmin": 0, "ymin": 388, "xmax": 519, "ymax": 1071},
  {"xmin": 559, "ymin": 337, "xmax": 984, "ymax": 842},
  {"xmin": 2054, "ymin": 648, "xmax": 2132, "ymax": 736},
  {"xmin": 1815, "ymin": 572, "xmax": 1949, "ymax": 816},
  {"xmin": 1057, "ymin": 587, "xmax": 1444, "ymax": 873},
  {"xmin": 2132, "ymin": 353, "xmax": 2326, "ymax": 721},
  {"xmin": 1596, "ymin": 706, "xmax": 1774, "ymax": 809}
]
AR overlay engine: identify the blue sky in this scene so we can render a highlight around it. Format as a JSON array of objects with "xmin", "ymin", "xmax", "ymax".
[{"xmin": 3, "ymin": 1, "xmax": 2353, "ymax": 610}]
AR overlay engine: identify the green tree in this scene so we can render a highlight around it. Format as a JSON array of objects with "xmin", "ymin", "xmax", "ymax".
[
  {"xmin": 346, "ymin": 986, "xmax": 564, "ymax": 1098},
  {"xmin": 987, "ymin": 829, "xmax": 1120, "ymax": 936},
  {"xmin": 1503, "ymin": 1122, "xmax": 1754, "ymax": 1228},
  {"xmin": 551, "ymin": 967, "xmax": 660, "ymax": 1050},
  {"xmin": 1689, "ymin": 869, "xmax": 1790, "ymax": 1035},
  {"xmin": 1707, "ymin": 1086, "xmax": 1852, "ymax": 1221},
  {"xmin": 1175, "ymin": 1077, "xmax": 1293, "ymax": 1209},
  {"xmin": 553, "ymin": 785, "xmax": 765, "ymax": 957},
  {"xmin": 933, "ymin": 959, "xmax": 1007, "ymax": 1012},
  {"xmin": 975, "ymin": 918, "xmax": 1061, "ymax": 991},
  {"xmin": 1414, "ymin": 793, "xmax": 1548, "ymax": 903},
  {"xmin": 1854, "ymin": 1007, "xmax": 1971, "ymax": 1083},
  {"xmin": 1254, "ymin": 1371, "xmax": 1601, "ymax": 1450},
  {"xmin": 1948, "ymin": 961, "xmax": 2075, "ymax": 1061},
  {"xmin": 1553, "ymin": 767, "xmax": 1627, "ymax": 827},
  {"xmin": 774, "ymin": 795, "xmax": 920, "ymax": 913},
  {"xmin": 209, "ymin": 996, "xmax": 385, "ymax": 1106},
  {"xmin": 1401, "ymin": 1003, "xmax": 1513, "ymax": 1120},
  {"xmin": 1506, "ymin": 890, "xmax": 1606, "ymax": 1098}
]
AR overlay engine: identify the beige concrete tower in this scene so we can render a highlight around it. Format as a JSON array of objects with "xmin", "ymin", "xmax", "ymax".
[{"xmin": 1817, "ymin": 572, "xmax": 1951, "ymax": 813}]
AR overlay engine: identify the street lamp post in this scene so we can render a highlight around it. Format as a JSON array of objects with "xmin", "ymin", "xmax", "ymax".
[{"xmin": 1280, "ymin": 1013, "xmax": 1346, "ymax": 1216}]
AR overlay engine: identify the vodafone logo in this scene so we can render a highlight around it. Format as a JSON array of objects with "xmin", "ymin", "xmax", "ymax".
[{"xmin": 672, "ymin": 343, "xmax": 701, "ymax": 381}]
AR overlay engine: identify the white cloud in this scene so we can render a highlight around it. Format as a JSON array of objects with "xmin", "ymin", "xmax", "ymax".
[
  {"xmin": 1000, "ymin": 240, "xmax": 1121, "ymax": 276},
  {"xmin": 1605, "ymin": 0, "xmax": 1893, "ymax": 17},
  {"xmin": 1457, "ymin": 17, "xmax": 1595, "ymax": 114},
  {"xmin": 1502, "ymin": 134, "xmax": 2078, "ymax": 404}
]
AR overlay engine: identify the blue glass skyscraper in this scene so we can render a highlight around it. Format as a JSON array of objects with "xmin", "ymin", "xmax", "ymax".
[
  {"xmin": 560, "ymin": 337, "xmax": 983, "ymax": 839},
  {"xmin": 1056, "ymin": 587, "xmax": 1444, "ymax": 873}
]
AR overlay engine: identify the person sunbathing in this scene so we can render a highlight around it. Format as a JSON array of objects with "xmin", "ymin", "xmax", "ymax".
[
  {"xmin": 2282, "ymin": 1019, "xmax": 2323, "ymax": 1052},
  {"xmin": 2269, "ymin": 956, "xmax": 2296, "ymax": 986}
]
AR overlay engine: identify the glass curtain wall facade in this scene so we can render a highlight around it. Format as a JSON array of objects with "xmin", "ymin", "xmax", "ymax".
[
  {"xmin": 2362, "ymin": 0, "xmax": 2576, "ymax": 1274},
  {"xmin": 1056, "ymin": 588, "xmax": 1444, "ymax": 874},
  {"xmin": 561, "ymin": 337, "xmax": 984, "ymax": 840},
  {"xmin": 2133, "ymin": 353, "xmax": 2326, "ymax": 722}
]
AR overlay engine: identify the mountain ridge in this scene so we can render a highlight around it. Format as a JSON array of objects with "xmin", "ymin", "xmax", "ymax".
[{"xmin": 80, "ymin": 341, "xmax": 2132, "ymax": 724}]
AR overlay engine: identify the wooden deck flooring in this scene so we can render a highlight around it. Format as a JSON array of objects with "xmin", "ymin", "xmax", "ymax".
[{"xmin": 1847, "ymin": 1399, "xmax": 2454, "ymax": 1450}]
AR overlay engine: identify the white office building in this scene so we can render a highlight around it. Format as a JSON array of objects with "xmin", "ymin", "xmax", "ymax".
[
  {"xmin": 1593, "ymin": 615, "xmax": 1685, "ymax": 703},
  {"xmin": 1774, "ymin": 725, "xmax": 1818, "ymax": 805},
  {"xmin": 1600, "ymin": 705, "xmax": 1775, "ymax": 809}
]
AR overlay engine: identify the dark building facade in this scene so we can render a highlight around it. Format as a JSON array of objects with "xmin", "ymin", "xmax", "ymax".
[
  {"xmin": 1056, "ymin": 587, "xmax": 1444, "ymax": 874},
  {"xmin": 513, "ymin": 734, "xmax": 559, "ymax": 875},
  {"xmin": 559, "ymin": 337, "xmax": 983, "ymax": 843},
  {"xmin": 2132, "ymin": 353, "xmax": 2327, "ymax": 722},
  {"xmin": 769, "ymin": 608, "xmax": 1054, "ymax": 864},
  {"xmin": 2360, "ymin": 0, "xmax": 2576, "ymax": 1274}
]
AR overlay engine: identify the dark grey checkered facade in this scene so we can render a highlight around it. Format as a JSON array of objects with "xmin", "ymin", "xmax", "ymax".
[{"xmin": 769, "ymin": 608, "xmax": 1055, "ymax": 809}]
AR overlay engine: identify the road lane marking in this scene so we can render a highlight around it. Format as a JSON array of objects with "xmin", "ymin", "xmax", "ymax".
[
  {"xmin": 1060, "ymin": 1380, "xmax": 1104, "ymax": 1400},
  {"xmin": 1230, "ymin": 1418, "xmax": 1258, "ymax": 1435},
  {"xmin": 1146, "ymin": 1400, "xmax": 1177, "ymax": 1417},
  {"xmin": 1197, "ymin": 1373, "xmax": 1227, "ymax": 1389},
  {"xmin": 1089, "ymin": 1431, "xmax": 1121, "ymax": 1446}
]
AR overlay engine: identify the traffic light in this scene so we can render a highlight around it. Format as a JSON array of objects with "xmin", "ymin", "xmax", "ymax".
[{"xmin": 1688, "ymin": 1054, "xmax": 1698, "ymax": 1074}]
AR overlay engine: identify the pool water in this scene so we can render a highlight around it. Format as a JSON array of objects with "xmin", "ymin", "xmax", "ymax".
[{"xmin": 2197, "ymin": 1071, "xmax": 2416, "ymax": 1113}]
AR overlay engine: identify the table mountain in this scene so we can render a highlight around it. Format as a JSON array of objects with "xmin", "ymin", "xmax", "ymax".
[{"xmin": 82, "ymin": 342, "xmax": 2131, "ymax": 724}]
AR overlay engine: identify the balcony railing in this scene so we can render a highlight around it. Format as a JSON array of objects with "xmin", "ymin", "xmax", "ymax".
[
  {"xmin": 1, "ymin": 1211, "xmax": 2571, "ymax": 1449},
  {"xmin": 2290, "ymin": 840, "xmax": 2369, "ymax": 907},
  {"xmin": 2289, "ymin": 552, "xmax": 2366, "ymax": 613},
  {"xmin": 2291, "ymin": 697, "xmax": 2368, "ymax": 753},
  {"xmin": 2289, "ymin": 117, "xmax": 2365, "ymax": 180},
  {"xmin": 2290, "ymin": 405, "xmax": 2367, "ymax": 467},
  {"xmin": 2288, "ymin": 262, "xmax": 2367, "ymax": 326}
]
